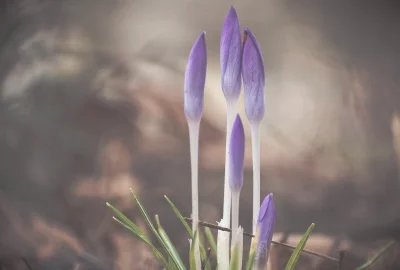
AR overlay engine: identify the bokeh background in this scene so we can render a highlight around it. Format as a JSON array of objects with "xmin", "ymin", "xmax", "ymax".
[{"xmin": 0, "ymin": 0, "xmax": 400, "ymax": 269}]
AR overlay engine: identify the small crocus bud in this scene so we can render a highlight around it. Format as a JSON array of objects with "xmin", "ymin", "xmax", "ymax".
[
  {"xmin": 220, "ymin": 6, "xmax": 242, "ymax": 102},
  {"xmin": 184, "ymin": 32, "xmax": 207, "ymax": 122},
  {"xmin": 229, "ymin": 115, "xmax": 245, "ymax": 192},
  {"xmin": 255, "ymin": 193, "xmax": 276, "ymax": 266},
  {"xmin": 242, "ymin": 27, "xmax": 265, "ymax": 124}
]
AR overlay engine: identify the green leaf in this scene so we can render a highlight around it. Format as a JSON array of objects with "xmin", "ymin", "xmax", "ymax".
[
  {"xmin": 106, "ymin": 202, "xmax": 149, "ymax": 242},
  {"xmin": 112, "ymin": 217, "xmax": 167, "ymax": 263},
  {"xmin": 204, "ymin": 227, "xmax": 217, "ymax": 257},
  {"xmin": 155, "ymin": 214, "xmax": 186, "ymax": 270},
  {"xmin": 245, "ymin": 251, "xmax": 256, "ymax": 270},
  {"xmin": 130, "ymin": 190, "xmax": 185, "ymax": 270},
  {"xmin": 164, "ymin": 195, "xmax": 207, "ymax": 261},
  {"xmin": 189, "ymin": 229, "xmax": 199, "ymax": 270},
  {"xmin": 106, "ymin": 202, "xmax": 168, "ymax": 266},
  {"xmin": 165, "ymin": 195, "xmax": 193, "ymax": 236},
  {"xmin": 284, "ymin": 223, "xmax": 315, "ymax": 270},
  {"xmin": 203, "ymin": 247, "xmax": 212, "ymax": 270},
  {"xmin": 355, "ymin": 241, "xmax": 395, "ymax": 270},
  {"xmin": 167, "ymin": 257, "xmax": 177, "ymax": 270}
]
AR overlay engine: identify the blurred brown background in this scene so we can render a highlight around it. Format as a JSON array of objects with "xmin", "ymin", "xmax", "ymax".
[{"xmin": 0, "ymin": 0, "xmax": 400, "ymax": 269}]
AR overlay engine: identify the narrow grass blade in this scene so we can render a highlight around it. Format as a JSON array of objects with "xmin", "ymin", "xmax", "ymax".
[
  {"xmin": 165, "ymin": 195, "xmax": 207, "ymax": 260},
  {"xmin": 155, "ymin": 215, "xmax": 186, "ymax": 270},
  {"xmin": 168, "ymin": 257, "xmax": 177, "ymax": 270},
  {"xmin": 112, "ymin": 217, "xmax": 167, "ymax": 265},
  {"xmin": 106, "ymin": 203, "xmax": 168, "ymax": 266},
  {"xmin": 106, "ymin": 202, "xmax": 148, "ymax": 241},
  {"xmin": 204, "ymin": 227, "xmax": 217, "ymax": 256},
  {"xmin": 131, "ymin": 190, "xmax": 185, "ymax": 270},
  {"xmin": 202, "ymin": 247, "xmax": 212, "ymax": 270},
  {"xmin": 284, "ymin": 223, "xmax": 315, "ymax": 270},
  {"xmin": 190, "ymin": 229, "xmax": 199, "ymax": 270},
  {"xmin": 355, "ymin": 241, "xmax": 395, "ymax": 270},
  {"xmin": 165, "ymin": 195, "xmax": 193, "ymax": 236}
]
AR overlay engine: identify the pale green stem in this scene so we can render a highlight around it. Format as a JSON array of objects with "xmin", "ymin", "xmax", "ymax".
[
  {"xmin": 231, "ymin": 190, "xmax": 240, "ymax": 246},
  {"xmin": 188, "ymin": 120, "xmax": 201, "ymax": 270},
  {"xmin": 250, "ymin": 122, "xmax": 261, "ymax": 234},
  {"xmin": 230, "ymin": 226, "xmax": 243, "ymax": 270},
  {"xmin": 237, "ymin": 227, "xmax": 244, "ymax": 270},
  {"xmin": 223, "ymin": 101, "xmax": 237, "ymax": 226}
]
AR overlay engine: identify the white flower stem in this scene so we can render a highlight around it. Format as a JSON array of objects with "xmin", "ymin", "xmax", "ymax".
[
  {"xmin": 217, "ymin": 218, "xmax": 229, "ymax": 270},
  {"xmin": 217, "ymin": 100, "xmax": 237, "ymax": 269},
  {"xmin": 250, "ymin": 122, "xmax": 261, "ymax": 234},
  {"xmin": 223, "ymin": 101, "xmax": 236, "ymax": 226},
  {"xmin": 188, "ymin": 120, "xmax": 201, "ymax": 270},
  {"xmin": 230, "ymin": 226, "xmax": 243, "ymax": 270},
  {"xmin": 237, "ymin": 227, "xmax": 244, "ymax": 270},
  {"xmin": 231, "ymin": 190, "xmax": 240, "ymax": 246}
]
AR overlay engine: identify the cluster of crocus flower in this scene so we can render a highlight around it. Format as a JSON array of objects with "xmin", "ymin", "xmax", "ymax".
[{"xmin": 184, "ymin": 6, "xmax": 276, "ymax": 270}]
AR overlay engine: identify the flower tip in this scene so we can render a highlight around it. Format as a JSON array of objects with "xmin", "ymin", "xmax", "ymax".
[
  {"xmin": 227, "ymin": 5, "xmax": 238, "ymax": 19},
  {"xmin": 243, "ymin": 27, "xmax": 257, "ymax": 40},
  {"xmin": 229, "ymin": 114, "xmax": 245, "ymax": 192},
  {"xmin": 184, "ymin": 31, "xmax": 207, "ymax": 122},
  {"xmin": 257, "ymin": 193, "xmax": 275, "ymax": 224},
  {"xmin": 243, "ymin": 27, "xmax": 251, "ymax": 42},
  {"xmin": 242, "ymin": 27, "xmax": 263, "ymax": 70},
  {"xmin": 232, "ymin": 115, "xmax": 244, "ymax": 134},
  {"xmin": 192, "ymin": 32, "xmax": 206, "ymax": 53},
  {"xmin": 242, "ymin": 27, "xmax": 265, "ymax": 124},
  {"xmin": 220, "ymin": 6, "xmax": 242, "ymax": 101}
]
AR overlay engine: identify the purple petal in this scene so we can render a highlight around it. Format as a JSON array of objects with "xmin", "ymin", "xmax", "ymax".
[
  {"xmin": 220, "ymin": 6, "xmax": 242, "ymax": 102},
  {"xmin": 229, "ymin": 115, "xmax": 245, "ymax": 192},
  {"xmin": 242, "ymin": 27, "xmax": 265, "ymax": 124},
  {"xmin": 184, "ymin": 32, "xmax": 207, "ymax": 122},
  {"xmin": 255, "ymin": 193, "xmax": 276, "ymax": 265}
]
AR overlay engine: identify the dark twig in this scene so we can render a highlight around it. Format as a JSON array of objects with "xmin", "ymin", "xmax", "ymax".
[{"xmin": 185, "ymin": 217, "xmax": 339, "ymax": 263}]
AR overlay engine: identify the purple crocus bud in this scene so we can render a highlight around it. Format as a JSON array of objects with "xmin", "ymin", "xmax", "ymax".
[
  {"xmin": 255, "ymin": 193, "xmax": 276, "ymax": 265},
  {"xmin": 220, "ymin": 6, "xmax": 242, "ymax": 102},
  {"xmin": 184, "ymin": 32, "xmax": 207, "ymax": 122},
  {"xmin": 242, "ymin": 27, "xmax": 265, "ymax": 124},
  {"xmin": 229, "ymin": 114, "xmax": 245, "ymax": 192}
]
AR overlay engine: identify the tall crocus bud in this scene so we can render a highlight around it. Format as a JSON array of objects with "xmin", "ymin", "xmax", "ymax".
[
  {"xmin": 242, "ymin": 27, "xmax": 265, "ymax": 234},
  {"xmin": 184, "ymin": 32, "xmax": 207, "ymax": 122},
  {"xmin": 254, "ymin": 193, "xmax": 276, "ymax": 268},
  {"xmin": 184, "ymin": 31, "xmax": 207, "ymax": 270},
  {"xmin": 242, "ymin": 27, "xmax": 265, "ymax": 124},
  {"xmin": 229, "ymin": 115, "xmax": 245, "ymax": 193},
  {"xmin": 220, "ymin": 6, "xmax": 242, "ymax": 102},
  {"xmin": 218, "ymin": 7, "xmax": 242, "ymax": 267}
]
